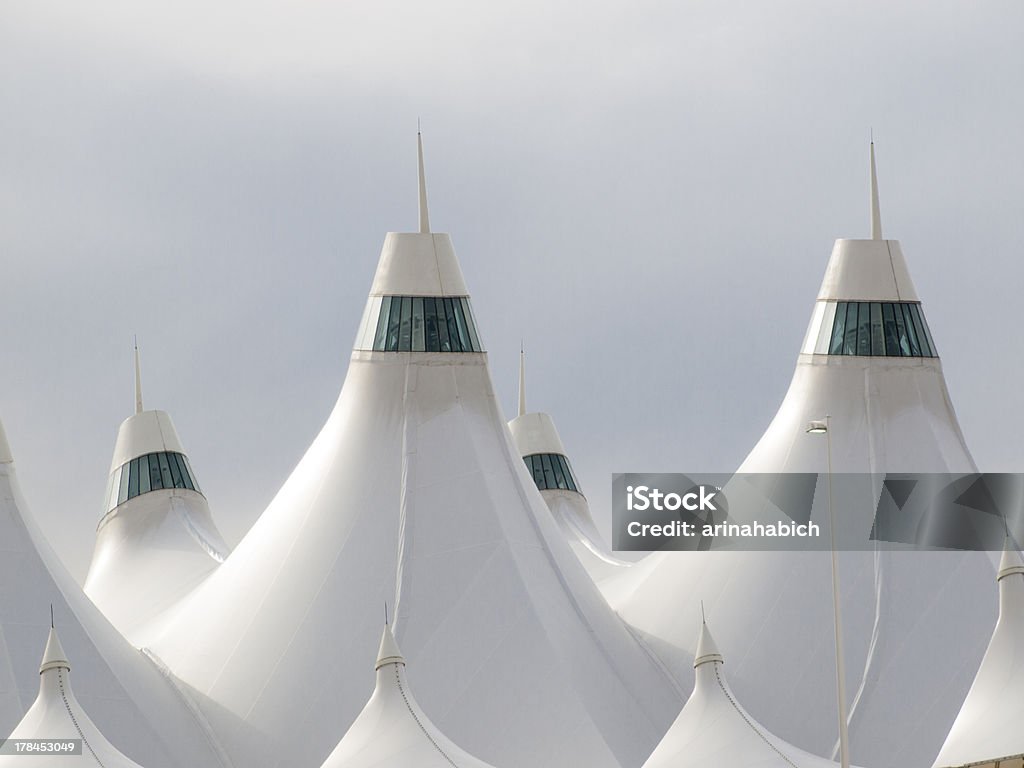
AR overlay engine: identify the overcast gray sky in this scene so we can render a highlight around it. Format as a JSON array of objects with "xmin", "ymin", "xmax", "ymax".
[{"xmin": 2, "ymin": 1, "xmax": 1023, "ymax": 580}]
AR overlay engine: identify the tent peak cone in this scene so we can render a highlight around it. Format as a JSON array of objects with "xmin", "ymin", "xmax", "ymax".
[
  {"xmin": 84, "ymin": 349, "xmax": 230, "ymax": 641},
  {"xmin": 39, "ymin": 626, "xmax": 70, "ymax": 675},
  {"xmin": 615, "ymin": 147, "xmax": 991, "ymax": 768},
  {"xmin": 142, "ymin": 139, "xmax": 681, "ymax": 768},
  {"xmin": 508, "ymin": 350, "xmax": 632, "ymax": 587},
  {"xmin": 375, "ymin": 624, "xmax": 405, "ymax": 670},
  {"xmin": 693, "ymin": 620, "xmax": 723, "ymax": 669}
]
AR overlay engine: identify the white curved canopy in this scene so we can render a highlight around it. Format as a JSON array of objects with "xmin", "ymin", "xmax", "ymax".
[
  {"xmin": 320, "ymin": 626, "xmax": 499, "ymax": 768},
  {"xmin": 933, "ymin": 543, "xmax": 1024, "ymax": 767}
]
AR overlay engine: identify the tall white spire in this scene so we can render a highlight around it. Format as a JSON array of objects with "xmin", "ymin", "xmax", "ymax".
[
  {"xmin": 870, "ymin": 139, "xmax": 882, "ymax": 240},
  {"xmin": 134, "ymin": 338, "xmax": 144, "ymax": 415},
  {"xmin": 417, "ymin": 128, "xmax": 430, "ymax": 234},
  {"xmin": 518, "ymin": 343, "xmax": 527, "ymax": 417}
]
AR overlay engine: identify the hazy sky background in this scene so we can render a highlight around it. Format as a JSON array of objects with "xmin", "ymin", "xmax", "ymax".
[{"xmin": 2, "ymin": 1, "xmax": 1022, "ymax": 580}]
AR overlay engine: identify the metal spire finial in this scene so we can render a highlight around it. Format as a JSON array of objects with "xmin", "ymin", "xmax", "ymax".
[
  {"xmin": 870, "ymin": 136, "xmax": 883, "ymax": 240},
  {"xmin": 518, "ymin": 343, "xmax": 527, "ymax": 418},
  {"xmin": 417, "ymin": 127, "xmax": 430, "ymax": 234},
  {"xmin": 134, "ymin": 337, "xmax": 144, "ymax": 415}
]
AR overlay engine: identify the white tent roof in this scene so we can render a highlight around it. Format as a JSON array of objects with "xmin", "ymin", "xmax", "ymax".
[
  {"xmin": 0, "ymin": 417, "xmax": 232, "ymax": 768},
  {"xmin": 609, "ymin": 147, "xmax": 996, "ymax": 767},
  {"xmin": 140, "ymin": 139, "xmax": 682, "ymax": 768},
  {"xmin": 507, "ymin": 413, "xmax": 615, "ymax": 570},
  {"xmin": 933, "ymin": 542, "xmax": 1024, "ymax": 767},
  {"xmin": 84, "ymin": 404, "xmax": 228, "ymax": 641},
  {"xmin": 0, "ymin": 627, "xmax": 146, "ymax": 768},
  {"xmin": 507, "ymin": 352, "xmax": 631, "ymax": 586},
  {"xmin": 320, "ymin": 626, "xmax": 499, "ymax": 768},
  {"xmin": 643, "ymin": 620, "xmax": 857, "ymax": 768}
]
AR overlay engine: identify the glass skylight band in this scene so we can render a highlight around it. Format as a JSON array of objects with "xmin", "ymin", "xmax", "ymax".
[
  {"xmin": 801, "ymin": 300, "xmax": 937, "ymax": 358},
  {"xmin": 354, "ymin": 295, "xmax": 483, "ymax": 352},
  {"xmin": 105, "ymin": 451, "xmax": 202, "ymax": 513},
  {"xmin": 524, "ymin": 453, "xmax": 581, "ymax": 494}
]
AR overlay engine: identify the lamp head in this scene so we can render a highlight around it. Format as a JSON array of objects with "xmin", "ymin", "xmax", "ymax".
[{"xmin": 806, "ymin": 419, "xmax": 829, "ymax": 434}]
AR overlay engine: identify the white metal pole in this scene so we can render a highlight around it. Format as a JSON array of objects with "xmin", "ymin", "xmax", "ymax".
[{"xmin": 826, "ymin": 415, "xmax": 851, "ymax": 768}]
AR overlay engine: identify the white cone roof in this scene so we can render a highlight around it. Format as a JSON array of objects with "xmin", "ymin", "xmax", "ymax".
[
  {"xmin": 84, "ymin": 381, "xmax": 228, "ymax": 640},
  {"xmin": 610, "ymin": 148, "xmax": 995, "ymax": 767},
  {"xmin": 933, "ymin": 541, "xmax": 1024, "ymax": 767},
  {"xmin": 139, "ymin": 140, "xmax": 681, "ymax": 768},
  {"xmin": 0, "ymin": 628, "xmax": 146, "ymax": 768},
  {"xmin": 320, "ymin": 626, "xmax": 499, "ymax": 768},
  {"xmin": 507, "ymin": 354, "xmax": 631, "ymax": 586},
  {"xmin": 643, "ymin": 620, "xmax": 855, "ymax": 768}
]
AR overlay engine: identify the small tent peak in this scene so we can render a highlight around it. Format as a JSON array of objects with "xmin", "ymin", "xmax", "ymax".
[
  {"xmin": 375, "ymin": 623, "xmax": 406, "ymax": 670},
  {"xmin": 694, "ymin": 618, "xmax": 724, "ymax": 668},
  {"xmin": 40, "ymin": 626, "xmax": 71, "ymax": 675}
]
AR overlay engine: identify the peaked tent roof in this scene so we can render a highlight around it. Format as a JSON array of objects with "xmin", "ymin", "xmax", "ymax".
[
  {"xmin": 507, "ymin": 350, "xmax": 631, "ymax": 586},
  {"xmin": 608, "ymin": 147, "xmax": 995, "ymax": 767},
  {"xmin": 933, "ymin": 542, "xmax": 1024, "ymax": 767},
  {"xmin": 0, "ymin": 416, "xmax": 232, "ymax": 768},
  {"xmin": 142, "ymin": 137, "xmax": 682, "ymax": 768},
  {"xmin": 319, "ymin": 626, "xmax": 499, "ymax": 768},
  {"xmin": 84, "ymin": 349, "xmax": 229, "ymax": 641},
  {"xmin": 0, "ymin": 627, "xmax": 146, "ymax": 768},
  {"xmin": 643, "ymin": 620, "xmax": 858, "ymax": 768}
]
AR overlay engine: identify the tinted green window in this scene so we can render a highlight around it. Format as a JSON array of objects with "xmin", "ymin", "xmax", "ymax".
[
  {"xmin": 819, "ymin": 301, "xmax": 936, "ymax": 358},
  {"xmin": 106, "ymin": 451, "xmax": 204, "ymax": 512},
  {"xmin": 523, "ymin": 453, "xmax": 582, "ymax": 494},
  {"xmin": 367, "ymin": 296, "xmax": 484, "ymax": 353}
]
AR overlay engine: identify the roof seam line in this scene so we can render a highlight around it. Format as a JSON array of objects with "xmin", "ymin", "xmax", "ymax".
[
  {"xmin": 713, "ymin": 663, "xmax": 800, "ymax": 768},
  {"xmin": 394, "ymin": 665, "xmax": 460, "ymax": 767}
]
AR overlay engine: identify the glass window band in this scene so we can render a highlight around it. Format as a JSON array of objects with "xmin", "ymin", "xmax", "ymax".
[
  {"xmin": 105, "ymin": 451, "xmax": 203, "ymax": 513},
  {"xmin": 803, "ymin": 300, "xmax": 937, "ymax": 358},
  {"xmin": 357, "ymin": 295, "xmax": 484, "ymax": 353},
  {"xmin": 523, "ymin": 453, "xmax": 582, "ymax": 494}
]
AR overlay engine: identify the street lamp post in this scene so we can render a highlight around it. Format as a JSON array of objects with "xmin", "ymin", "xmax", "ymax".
[{"xmin": 806, "ymin": 415, "xmax": 850, "ymax": 768}]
